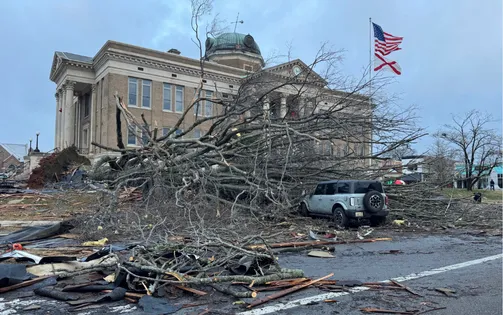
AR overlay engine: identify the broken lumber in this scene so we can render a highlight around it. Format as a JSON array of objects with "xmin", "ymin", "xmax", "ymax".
[
  {"xmin": 390, "ymin": 280, "xmax": 422, "ymax": 296},
  {"xmin": 0, "ymin": 276, "xmax": 51, "ymax": 293},
  {"xmin": 360, "ymin": 308, "xmax": 417, "ymax": 314},
  {"xmin": 174, "ymin": 285, "xmax": 208, "ymax": 296},
  {"xmin": 247, "ymin": 273, "xmax": 334, "ymax": 309},
  {"xmin": 246, "ymin": 238, "xmax": 392, "ymax": 250}
]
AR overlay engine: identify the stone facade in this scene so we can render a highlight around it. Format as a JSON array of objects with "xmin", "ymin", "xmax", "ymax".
[{"xmin": 49, "ymin": 33, "xmax": 372, "ymax": 164}]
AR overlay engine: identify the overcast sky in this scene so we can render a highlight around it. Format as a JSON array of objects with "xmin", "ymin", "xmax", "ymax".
[{"xmin": 0, "ymin": 0, "xmax": 501, "ymax": 153}]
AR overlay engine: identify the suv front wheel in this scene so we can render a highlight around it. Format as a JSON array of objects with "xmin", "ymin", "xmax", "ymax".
[{"xmin": 333, "ymin": 207, "xmax": 349, "ymax": 229}]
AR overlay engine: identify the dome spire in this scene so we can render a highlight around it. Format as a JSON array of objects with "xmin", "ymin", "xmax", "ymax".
[{"xmin": 231, "ymin": 12, "xmax": 244, "ymax": 33}]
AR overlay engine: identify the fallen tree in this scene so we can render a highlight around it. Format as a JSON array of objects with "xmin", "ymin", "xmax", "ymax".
[{"xmin": 88, "ymin": 0, "xmax": 425, "ymax": 221}]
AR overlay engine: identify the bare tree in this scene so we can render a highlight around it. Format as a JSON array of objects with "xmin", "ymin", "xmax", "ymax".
[
  {"xmin": 436, "ymin": 110, "xmax": 502, "ymax": 191},
  {"xmin": 427, "ymin": 138, "xmax": 457, "ymax": 189},
  {"xmin": 382, "ymin": 143, "xmax": 416, "ymax": 160}
]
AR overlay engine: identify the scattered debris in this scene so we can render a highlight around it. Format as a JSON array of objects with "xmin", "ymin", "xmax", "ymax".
[
  {"xmin": 360, "ymin": 307, "xmax": 417, "ymax": 314},
  {"xmin": 247, "ymin": 273, "xmax": 334, "ymax": 309},
  {"xmin": 435, "ymin": 287, "xmax": 456, "ymax": 297},
  {"xmin": 307, "ymin": 250, "xmax": 335, "ymax": 258}
]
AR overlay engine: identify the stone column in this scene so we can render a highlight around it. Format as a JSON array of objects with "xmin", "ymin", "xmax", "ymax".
[
  {"xmin": 299, "ymin": 97, "xmax": 305, "ymax": 117},
  {"xmin": 307, "ymin": 101, "xmax": 313, "ymax": 116},
  {"xmin": 89, "ymin": 84, "xmax": 96, "ymax": 153},
  {"xmin": 280, "ymin": 94, "xmax": 287, "ymax": 119},
  {"xmin": 54, "ymin": 92, "xmax": 60, "ymax": 149},
  {"xmin": 64, "ymin": 81, "xmax": 76, "ymax": 147},
  {"xmin": 58, "ymin": 88, "xmax": 65, "ymax": 149},
  {"xmin": 262, "ymin": 96, "xmax": 270, "ymax": 120}
]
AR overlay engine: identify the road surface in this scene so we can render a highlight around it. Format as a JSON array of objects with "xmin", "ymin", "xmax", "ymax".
[{"xmin": 0, "ymin": 232, "xmax": 501, "ymax": 315}]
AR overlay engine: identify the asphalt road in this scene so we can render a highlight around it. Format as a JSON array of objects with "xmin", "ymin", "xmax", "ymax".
[
  {"xmin": 0, "ymin": 232, "xmax": 501, "ymax": 315},
  {"xmin": 238, "ymin": 232, "xmax": 503, "ymax": 315}
]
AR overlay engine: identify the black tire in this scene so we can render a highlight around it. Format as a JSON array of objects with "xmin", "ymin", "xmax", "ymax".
[
  {"xmin": 333, "ymin": 207, "xmax": 349, "ymax": 229},
  {"xmin": 370, "ymin": 216, "xmax": 387, "ymax": 227},
  {"xmin": 299, "ymin": 203, "xmax": 309, "ymax": 216},
  {"xmin": 363, "ymin": 191, "xmax": 384, "ymax": 213}
]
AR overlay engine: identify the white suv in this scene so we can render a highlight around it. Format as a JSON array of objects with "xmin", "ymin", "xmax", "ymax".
[{"xmin": 299, "ymin": 180, "xmax": 389, "ymax": 228}]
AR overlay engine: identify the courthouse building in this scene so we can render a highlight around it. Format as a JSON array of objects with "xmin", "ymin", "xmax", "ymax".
[{"xmin": 49, "ymin": 32, "xmax": 370, "ymax": 162}]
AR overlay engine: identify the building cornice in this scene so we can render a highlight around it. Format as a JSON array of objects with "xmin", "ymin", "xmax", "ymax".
[
  {"xmin": 50, "ymin": 59, "xmax": 94, "ymax": 83},
  {"xmin": 95, "ymin": 51, "xmax": 243, "ymax": 85}
]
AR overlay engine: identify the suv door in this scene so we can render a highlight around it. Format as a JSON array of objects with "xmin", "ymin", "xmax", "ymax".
[
  {"xmin": 319, "ymin": 182, "xmax": 337, "ymax": 214},
  {"xmin": 334, "ymin": 181, "xmax": 351, "ymax": 209},
  {"xmin": 308, "ymin": 184, "xmax": 326, "ymax": 212}
]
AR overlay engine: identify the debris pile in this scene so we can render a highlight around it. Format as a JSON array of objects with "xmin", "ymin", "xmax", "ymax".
[
  {"xmin": 385, "ymin": 183, "xmax": 502, "ymax": 231},
  {"xmin": 27, "ymin": 146, "xmax": 90, "ymax": 189},
  {"xmin": 0, "ymin": 219, "xmax": 395, "ymax": 312}
]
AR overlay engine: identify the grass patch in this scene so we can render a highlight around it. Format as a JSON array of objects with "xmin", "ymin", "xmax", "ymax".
[{"xmin": 441, "ymin": 188, "xmax": 502, "ymax": 202}]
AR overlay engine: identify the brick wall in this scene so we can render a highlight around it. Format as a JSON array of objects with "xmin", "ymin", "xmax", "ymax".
[
  {"xmin": 0, "ymin": 146, "xmax": 22, "ymax": 172},
  {"xmin": 104, "ymin": 73, "xmax": 216, "ymax": 148}
]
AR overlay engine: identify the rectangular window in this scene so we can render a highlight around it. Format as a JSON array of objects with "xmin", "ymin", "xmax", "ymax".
[
  {"xmin": 175, "ymin": 86, "xmax": 184, "ymax": 113},
  {"xmin": 162, "ymin": 127, "xmax": 170, "ymax": 136},
  {"xmin": 337, "ymin": 182, "xmax": 351, "ymax": 194},
  {"xmin": 163, "ymin": 83, "xmax": 172, "ymax": 111},
  {"xmin": 127, "ymin": 126, "xmax": 137, "ymax": 145},
  {"xmin": 324, "ymin": 142, "xmax": 331, "ymax": 155},
  {"xmin": 194, "ymin": 128, "xmax": 201, "ymax": 138},
  {"xmin": 354, "ymin": 181, "xmax": 384, "ymax": 193},
  {"xmin": 175, "ymin": 129, "xmax": 183, "ymax": 136},
  {"xmin": 82, "ymin": 129, "xmax": 88, "ymax": 146},
  {"xmin": 205, "ymin": 91, "xmax": 213, "ymax": 117},
  {"xmin": 84, "ymin": 94, "xmax": 90, "ymax": 118},
  {"xmin": 325, "ymin": 183, "xmax": 337, "ymax": 195},
  {"xmin": 314, "ymin": 184, "xmax": 326, "ymax": 195},
  {"xmin": 142, "ymin": 80, "xmax": 151, "ymax": 108},
  {"xmin": 141, "ymin": 128, "xmax": 149, "ymax": 144},
  {"xmin": 194, "ymin": 89, "xmax": 202, "ymax": 116},
  {"xmin": 128, "ymin": 78, "xmax": 137, "ymax": 106}
]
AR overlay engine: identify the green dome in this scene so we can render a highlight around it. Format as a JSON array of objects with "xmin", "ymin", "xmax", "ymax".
[{"xmin": 205, "ymin": 33, "xmax": 262, "ymax": 57}]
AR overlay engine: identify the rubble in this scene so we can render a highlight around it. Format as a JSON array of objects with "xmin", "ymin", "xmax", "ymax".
[{"xmin": 27, "ymin": 146, "xmax": 90, "ymax": 189}]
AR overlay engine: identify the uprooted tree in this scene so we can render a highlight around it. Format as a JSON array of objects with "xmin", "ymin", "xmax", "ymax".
[
  {"xmin": 436, "ymin": 110, "xmax": 502, "ymax": 191},
  {"xmin": 90, "ymin": 0, "xmax": 425, "ymax": 219}
]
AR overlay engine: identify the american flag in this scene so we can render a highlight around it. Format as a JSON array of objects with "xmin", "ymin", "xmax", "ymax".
[{"xmin": 372, "ymin": 22, "xmax": 403, "ymax": 75}]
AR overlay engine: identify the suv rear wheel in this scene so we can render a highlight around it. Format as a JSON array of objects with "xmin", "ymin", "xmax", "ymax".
[{"xmin": 333, "ymin": 207, "xmax": 349, "ymax": 229}]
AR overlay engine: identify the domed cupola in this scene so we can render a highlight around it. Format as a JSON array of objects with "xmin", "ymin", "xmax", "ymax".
[{"xmin": 205, "ymin": 33, "xmax": 264, "ymax": 71}]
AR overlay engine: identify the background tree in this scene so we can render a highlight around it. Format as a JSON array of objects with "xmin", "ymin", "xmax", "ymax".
[
  {"xmin": 436, "ymin": 110, "xmax": 502, "ymax": 191},
  {"xmin": 382, "ymin": 143, "xmax": 416, "ymax": 160},
  {"xmin": 427, "ymin": 137, "xmax": 457, "ymax": 189}
]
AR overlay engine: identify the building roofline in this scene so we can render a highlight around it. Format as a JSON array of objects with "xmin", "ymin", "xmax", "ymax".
[{"xmin": 94, "ymin": 40, "xmax": 249, "ymax": 77}]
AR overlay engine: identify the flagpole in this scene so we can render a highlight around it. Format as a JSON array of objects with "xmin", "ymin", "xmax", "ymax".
[
  {"xmin": 369, "ymin": 17, "xmax": 372, "ymax": 101},
  {"xmin": 368, "ymin": 17, "xmax": 373, "ymax": 165}
]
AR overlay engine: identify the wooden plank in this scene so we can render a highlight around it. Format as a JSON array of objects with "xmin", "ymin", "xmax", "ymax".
[
  {"xmin": 247, "ymin": 238, "xmax": 392, "ymax": 250},
  {"xmin": 174, "ymin": 284, "xmax": 208, "ymax": 296},
  {"xmin": 247, "ymin": 273, "xmax": 334, "ymax": 309},
  {"xmin": 0, "ymin": 276, "xmax": 51, "ymax": 293}
]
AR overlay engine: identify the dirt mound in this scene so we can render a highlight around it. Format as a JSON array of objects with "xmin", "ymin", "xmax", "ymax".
[{"xmin": 27, "ymin": 146, "xmax": 90, "ymax": 188}]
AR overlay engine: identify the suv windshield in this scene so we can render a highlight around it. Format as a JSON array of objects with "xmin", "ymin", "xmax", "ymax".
[{"xmin": 354, "ymin": 181, "xmax": 384, "ymax": 194}]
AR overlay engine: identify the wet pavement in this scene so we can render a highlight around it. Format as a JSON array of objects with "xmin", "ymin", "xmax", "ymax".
[{"xmin": 0, "ymin": 232, "xmax": 501, "ymax": 315}]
